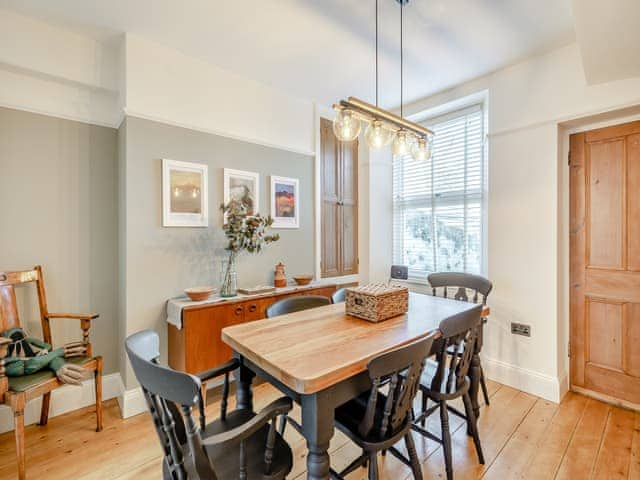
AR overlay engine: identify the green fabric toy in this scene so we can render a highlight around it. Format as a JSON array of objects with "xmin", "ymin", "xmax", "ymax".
[{"xmin": 2, "ymin": 328, "xmax": 87, "ymax": 385}]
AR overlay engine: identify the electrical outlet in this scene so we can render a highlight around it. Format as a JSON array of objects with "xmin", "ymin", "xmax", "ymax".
[{"xmin": 511, "ymin": 322, "xmax": 531, "ymax": 337}]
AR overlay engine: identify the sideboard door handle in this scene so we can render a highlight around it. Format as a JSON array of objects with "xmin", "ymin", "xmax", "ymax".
[
  {"xmin": 235, "ymin": 306, "xmax": 243, "ymax": 316},
  {"xmin": 249, "ymin": 304, "xmax": 257, "ymax": 312}
]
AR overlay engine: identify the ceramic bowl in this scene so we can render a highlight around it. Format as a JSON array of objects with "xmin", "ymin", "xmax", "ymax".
[
  {"xmin": 184, "ymin": 286, "xmax": 216, "ymax": 301},
  {"xmin": 293, "ymin": 275, "xmax": 314, "ymax": 286}
]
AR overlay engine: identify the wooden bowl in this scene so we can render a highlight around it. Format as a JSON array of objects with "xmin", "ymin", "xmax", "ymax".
[
  {"xmin": 293, "ymin": 275, "xmax": 313, "ymax": 286},
  {"xmin": 184, "ymin": 286, "xmax": 216, "ymax": 301}
]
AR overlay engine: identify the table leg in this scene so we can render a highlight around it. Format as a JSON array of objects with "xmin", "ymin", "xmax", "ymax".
[
  {"xmin": 301, "ymin": 392, "xmax": 334, "ymax": 480},
  {"xmin": 235, "ymin": 357, "xmax": 255, "ymax": 411}
]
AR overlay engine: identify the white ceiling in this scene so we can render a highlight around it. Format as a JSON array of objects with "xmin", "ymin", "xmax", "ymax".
[{"xmin": 0, "ymin": 0, "xmax": 576, "ymax": 108}]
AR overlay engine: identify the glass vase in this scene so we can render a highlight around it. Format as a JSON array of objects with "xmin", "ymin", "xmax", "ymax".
[{"xmin": 220, "ymin": 252, "xmax": 238, "ymax": 297}]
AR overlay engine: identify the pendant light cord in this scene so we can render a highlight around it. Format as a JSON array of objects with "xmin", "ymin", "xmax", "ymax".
[
  {"xmin": 400, "ymin": 0, "xmax": 404, "ymax": 118},
  {"xmin": 375, "ymin": 0, "xmax": 379, "ymax": 107}
]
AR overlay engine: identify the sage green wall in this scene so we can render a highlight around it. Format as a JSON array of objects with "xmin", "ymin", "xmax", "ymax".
[
  {"xmin": 120, "ymin": 116, "xmax": 314, "ymax": 388},
  {"xmin": 0, "ymin": 107, "xmax": 119, "ymax": 373}
]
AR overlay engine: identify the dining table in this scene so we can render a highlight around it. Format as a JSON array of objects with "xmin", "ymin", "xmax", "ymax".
[{"xmin": 222, "ymin": 291, "xmax": 490, "ymax": 480}]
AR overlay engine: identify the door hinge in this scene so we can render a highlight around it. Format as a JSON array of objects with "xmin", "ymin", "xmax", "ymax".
[
  {"xmin": 568, "ymin": 150, "xmax": 572, "ymax": 166},
  {"xmin": 568, "ymin": 341, "xmax": 571, "ymax": 357}
]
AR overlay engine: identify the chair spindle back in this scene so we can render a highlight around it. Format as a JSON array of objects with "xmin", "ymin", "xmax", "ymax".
[
  {"xmin": 430, "ymin": 305, "xmax": 483, "ymax": 395},
  {"xmin": 427, "ymin": 272, "xmax": 492, "ymax": 305},
  {"xmin": 358, "ymin": 334, "xmax": 435, "ymax": 440}
]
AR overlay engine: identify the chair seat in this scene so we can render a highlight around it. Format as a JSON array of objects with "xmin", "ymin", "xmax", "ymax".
[
  {"xmin": 164, "ymin": 408, "xmax": 293, "ymax": 480},
  {"xmin": 8, "ymin": 356, "xmax": 95, "ymax": 392},
  {"xmin": 420, "ymin": 361, "xmax": 470, "ymax": 401}
]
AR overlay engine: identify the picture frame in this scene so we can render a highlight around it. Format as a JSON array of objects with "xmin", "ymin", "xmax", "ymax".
[
  {"xmin": 270, "ymin": 175, "xmax": 300, "ymax": 229},
  {"xmin": 223, "ymin": 168, "xmax": 260, "ymax": 217},
  {"xmin": 162, "ymin": 159, "xmax": 208, "ymax": 227}
]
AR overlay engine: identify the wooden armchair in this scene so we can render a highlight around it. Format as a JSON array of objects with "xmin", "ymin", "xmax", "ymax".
[{"xmin": 0, "ymin": 265, "xmax": 102, "ymax": 480}]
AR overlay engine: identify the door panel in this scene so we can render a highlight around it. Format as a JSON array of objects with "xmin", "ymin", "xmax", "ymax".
[
  {"xmin": 587, "ymin": 140, "xmax": 624, "ymax": 269},
  {"xmin": 627, "ymin": 303, "xmax": 640, "ymax": 377},
  {"xmin": 322, "ymin": 203, "xmax": 340, "ymax": 277},
  {"xmin": 570, "ymin": 120, "xmax": 640, "ymax": 407},
  {"xmin": 341, "ymin": 204, "xmax": 358, "ymax": 275},
  {"xmin": 587, "ymin": 299, "xmax": 623, "ymax": 371},
  {"xmin": 627, "ymin": 134, "xmax": 640, "ymax": 270}
]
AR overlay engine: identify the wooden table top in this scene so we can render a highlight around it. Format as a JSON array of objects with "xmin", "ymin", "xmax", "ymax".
[{"xmin": 222, "ymin": 292, "xmax": 489, "ymax": 394}]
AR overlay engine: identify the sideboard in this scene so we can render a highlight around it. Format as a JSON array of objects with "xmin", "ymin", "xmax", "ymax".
[{"xmin": 168, "ymin": 283, "xmax": 337, "ymax": 374}]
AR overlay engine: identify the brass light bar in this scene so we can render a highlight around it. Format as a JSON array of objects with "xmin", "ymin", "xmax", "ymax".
[{"xmin": 341, "ymin": 96, "xmax": 433, "ymax": 137}]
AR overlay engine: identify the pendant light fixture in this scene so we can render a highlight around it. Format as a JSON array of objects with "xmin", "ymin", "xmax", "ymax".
[
  {"xmin": 332, "ymin": 0, "xmax": 433, "ymax": 161},
  {"xmin": 391, "ymin": 0, "xmax": 414, "ymax": 157},
  {"xmin": 364, "ymin": 0, "xmax": 393, "ymax": 149}
]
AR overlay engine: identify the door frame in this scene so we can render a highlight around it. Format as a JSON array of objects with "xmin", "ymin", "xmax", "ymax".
[
  {"xmin": 314, "ymin": 103, "xmax": 361, "ymax": 284},
  {"xmin": 561, "ymin": 108, "xmax": 640, "ymax": 405}
]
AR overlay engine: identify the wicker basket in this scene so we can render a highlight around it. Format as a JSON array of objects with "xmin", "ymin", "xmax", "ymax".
[{"xmin": 345, "ymin": 284, "xmax": 409, "ymax": 322}]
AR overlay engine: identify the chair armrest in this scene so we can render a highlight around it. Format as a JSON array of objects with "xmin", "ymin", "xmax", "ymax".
[
  {"xmin": 202, "ymin": 397, "xmax": 293, "ymax": 447},
  {"xmin": 46, "ymin": 313, "xmax": 99, "ymax": 357},
  {"xmin": 0, "ymin": 336, "xmax": 11, "ymax": 398},
  {"xmin": 195, "ymin": 358, "xmax": 239, "ymax": 383},
  {"xmin": 47, "ymin": 312, "xmax": 99, "ymax": 320}
]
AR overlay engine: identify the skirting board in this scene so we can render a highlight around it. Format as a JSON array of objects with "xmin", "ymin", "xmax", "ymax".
[
  {"xmin": 118, "ymin": 387, "xmax": 147, "ymax": 419},
  {"xmin": 483, "ymin": 356, "xmax": 561, "ymax": 403},
  {"xmin": 0, "ymin": 373, "xmax": 123, "ymax": 434}
]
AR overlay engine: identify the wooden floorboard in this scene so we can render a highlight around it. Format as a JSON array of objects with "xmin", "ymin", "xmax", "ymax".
[{"xmin": 0, "ymin": 381, "xmax": 638, "ymax": 479}]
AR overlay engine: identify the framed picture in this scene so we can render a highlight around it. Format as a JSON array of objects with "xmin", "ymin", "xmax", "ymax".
[
  {"xmin": 162, "ymin": 159, "xmax": 208, "ymax": 227},
  {"xmin": 270, "ymin": 175, "xmax": 299, "ymax": 229},
  {"xmin": 223, "ymin": 168, "xmax": 260, "ymax": 216}
]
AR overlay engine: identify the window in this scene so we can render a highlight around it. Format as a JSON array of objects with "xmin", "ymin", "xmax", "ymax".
[{"xmin": 392, "ymin": 104, "xmax": 486, "ymax": 280}]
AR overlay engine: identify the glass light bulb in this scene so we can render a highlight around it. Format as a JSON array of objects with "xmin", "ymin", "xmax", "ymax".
[
  {"xmin": 332, "ymin": 110, "xmax": 361, "ymax": 142},
  {"xmin": 365, "ymin": 120, "xmax": 392, "ymax": 149},
  {"xmin": 411, "ymin": 137, "xmax": 432, "ymax": 161},
  {"xmin": 392, "ymin": 130, "xmax": 415, "ymax": 156}
]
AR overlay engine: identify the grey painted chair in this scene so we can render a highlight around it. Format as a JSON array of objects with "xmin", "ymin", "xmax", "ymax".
[
  {"xmin": 428, "ymin": 272, "xmax": 493, "ymax": 406},
  {"xmin": 265, "ymin": 295, "xmax": 330, "ymax": 318},
  {"xmin": 125, "ymin": 330, "xmax": 293, "ymax": 480},
  {"xmin": 331, "ymin": 334, "xmax": 436, "ymax": 480},
  {"xmin": 390, "ymin": 265, "xmax": 409, "ymax": 281},
  {"xmin": 331, "ymin": 288, "xmax": 347, "ymax": 303},
  {"xmin": 412, "ymin": 305, "xmax": 485, "ymax": 480}
]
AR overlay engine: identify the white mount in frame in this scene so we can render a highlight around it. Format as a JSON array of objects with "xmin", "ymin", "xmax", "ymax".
[
  {"xmin": 162, "ymin": 159, "xmax": 209, "ymax": 227},
  {"xmin": 270, "ymin": 175, "xmax": 300, "ymax": 229}
]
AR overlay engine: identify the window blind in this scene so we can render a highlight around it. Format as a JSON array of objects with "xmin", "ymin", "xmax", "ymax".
[{"xmin": 392, "ymin": 104, "xmax": 486, "ymax": 279}]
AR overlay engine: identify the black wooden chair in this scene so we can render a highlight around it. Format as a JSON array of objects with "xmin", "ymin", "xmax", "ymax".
[
  {"xmin": 412, "ymin": 304, "xmax": 485, "ymax": 480},
  {"xmin": 428, "ymin": 272, "xmax": 493, "ymax": 406},
  {"xmin": 125, "ymin": 330, "xmax": 294, "ymax": 480},
  {"xmin": 331, "ymin": 334, "xmax": 436, "ymax": 480},
  {"xmin": 331, "ymin": 288, "xmax": 347, "ymax": 303},
  {"xmin": 265, "ymin": 295, "xmax": 330, "ymax": 318}
]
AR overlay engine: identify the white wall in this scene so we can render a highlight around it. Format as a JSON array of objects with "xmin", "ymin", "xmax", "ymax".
[
  {"xmin": 123, "ymin": 34, "xmax": 315, "ymax": 156},
  {"xmin": 398, "ymin": 42, "xmax": 640, "ymax": 401},
  {"xmin": 0, "ymin": 8, "xmax": 119, "ymax": 127}
]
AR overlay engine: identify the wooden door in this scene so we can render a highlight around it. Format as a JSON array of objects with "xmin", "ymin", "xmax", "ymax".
[
  {"xmin": 570, "ymin": 120, "xmax": 640, "ymax": 408},
  {"xmin": 320, "ymin": 118, "xmax": 340, "ymax": 277},
  {"xmin": 340, "ymin": 137, "xmax": 358, "ymax": 275},
  {"xmin": 320, "ymin": 117, "xmax": 358, "ymax": 278}
]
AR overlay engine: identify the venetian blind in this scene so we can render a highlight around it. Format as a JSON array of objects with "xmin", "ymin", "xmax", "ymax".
[{"xmin": 392, "ymin": 104, "xmax": 486, "ymax": 279}]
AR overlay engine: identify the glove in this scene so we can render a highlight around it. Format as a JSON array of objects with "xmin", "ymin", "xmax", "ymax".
[{"xmin": 56, "ymin": 363, "xmax": 86, "ymax": 385}]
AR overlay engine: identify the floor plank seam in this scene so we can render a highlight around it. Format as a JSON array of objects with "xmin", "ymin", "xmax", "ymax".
[
  {"xmin": 479, "ymin": 395, "xmax": 538, "ymax": 479},
  {"xmin": 519, "ymin": 398, "xmax": 564, "ymax": 477},
  {"xmin": 550, "ymin": 396, "xmax": 590, "ymax": 480},
  {"xmin": 589, "ymin": 406, "xmax": 612, "ymax": 480}
]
